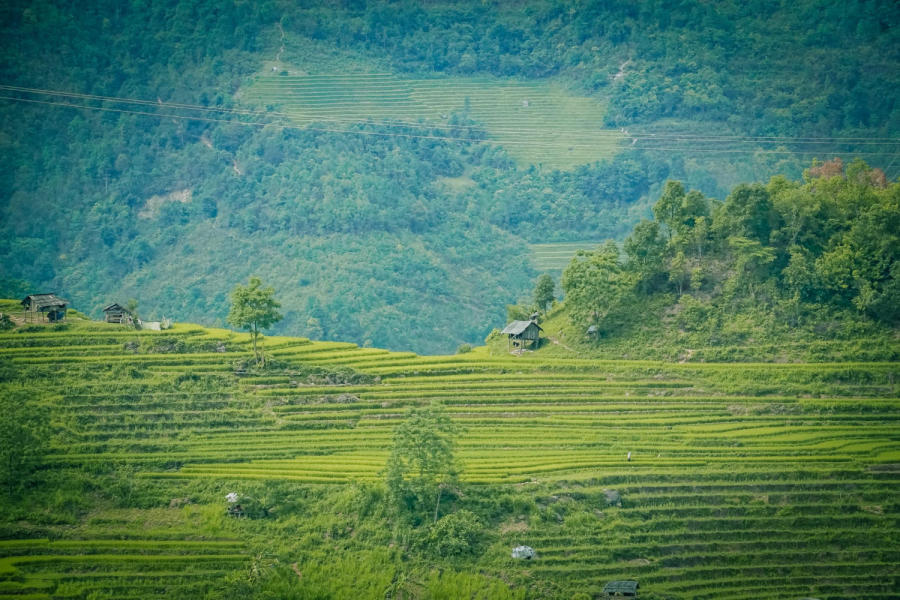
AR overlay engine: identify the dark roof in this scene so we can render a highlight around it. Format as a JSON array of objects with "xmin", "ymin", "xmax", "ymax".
[
  {"xmin": 103, "ymin": 303, "xmax": 129, "ymax": 313},
  {"xmin": 22, "ymin": 294, "xmax": 68, "ymax": 308},
  {"xmin": 603, "ymin": 580, "xmax": 639, "ymax": 595},
  {"xmin": 501, "ymin": 320, "xmax": 543, "ymax": 335}
]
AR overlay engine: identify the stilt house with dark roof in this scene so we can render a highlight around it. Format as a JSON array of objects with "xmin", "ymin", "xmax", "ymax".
[
  {"xmin": 21, "ymin": 294, "xmax": 68, "ymax": 323},
  {"xmin": 103, "ymin": 303, "xmax": 135, "ymax": 325},
  {"xmin": 501, "ymin": 313, "xmax": 543, "ymax": 351}
]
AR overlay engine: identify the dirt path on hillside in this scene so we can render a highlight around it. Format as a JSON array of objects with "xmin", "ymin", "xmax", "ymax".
[
  {"xmin": 548, "ymin": 334, "xmax": 576, "ymax": 353},
  {"xmin": 275, "ymin": 22, "xmax": 286, "ymax": 65}
]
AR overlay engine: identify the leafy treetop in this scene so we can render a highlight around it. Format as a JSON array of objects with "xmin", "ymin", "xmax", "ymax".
[{"xmin": 226, "ymin": 277, "xmax": 283, "ymax": 364}]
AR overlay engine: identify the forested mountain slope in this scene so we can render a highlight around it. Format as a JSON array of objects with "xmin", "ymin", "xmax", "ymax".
[
  {"xmin": 0, "ymin": 0, "xmax": 897, "ymax": 352},
  {"xmin": 513, "ymin": 159, "xmax": 899, "ymax": 362}
]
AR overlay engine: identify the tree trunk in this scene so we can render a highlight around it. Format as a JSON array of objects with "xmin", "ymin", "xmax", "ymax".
[
  {"xmin": 433, "ymin": 484, "xmax": 443, "ymax": 523},
  {"xmin": 251, "ymin": 324, "xmax": 259, "ymax": 366}
]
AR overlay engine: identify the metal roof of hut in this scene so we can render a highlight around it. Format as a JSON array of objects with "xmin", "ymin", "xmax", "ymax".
[
  {"xmin": 603, "ymin": 580, "xmax": 639, "ymax": 596},
  {"xmin": 103, "ymin": 303, "xmax": 131, "ymax": 313},
  {"xmin": 501, "ymin": 320, "xmax": 543, "ymax": 336},
  {"xmin": 22, "ymin": 293, "xmax": 68, "ymax": 309}
]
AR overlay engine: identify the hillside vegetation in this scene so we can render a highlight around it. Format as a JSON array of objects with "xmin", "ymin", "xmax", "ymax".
[
  {"xmin": 499, "ymin": 159, "xmax": 900, "ymax": 362},
  {"xmin": 1, "ymin": 0, "xmax": 898, "ymax": 352},
  {"xmin": 1, "ymin": 312, "xmax": 898, "ymax": 599}
]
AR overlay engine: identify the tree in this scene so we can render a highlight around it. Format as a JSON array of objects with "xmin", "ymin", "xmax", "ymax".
[
  {"xmin": 227, "ymin": 277, "xmax": 283, "ymax": 366},
  {"xmin": 624, "ymin": 219, "xmax": 667, "ymax": 293},
  {"xmin": 384, "ymin": 404, "xmax": 459, "ymax": 525},
  {"xmin": 652, "ymin": 180, "xmax": 686, "ymax": 240},
  {"xmin": 726, "ymin": 236, "xmax": 776, "ymax": 303},
  {"xmin": 533, "ymin": 273, "xmax": 556, "ymax": 312},
  {"xmin": 715, "ymin": 183, "xmax": 780, "ymax": 244},
  {"xmin": 561, "ymin": 241, "xmax": 629, "ymax": 334},
  {"xmin": 0, "ymin": 391, "xmax": 48, "ymax": 497}
]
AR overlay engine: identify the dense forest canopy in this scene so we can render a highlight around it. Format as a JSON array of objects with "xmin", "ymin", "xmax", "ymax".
[
  {"xmin": 556, "ymin": 159, "xmax": 899, "ymax": 359},
  {"xmin": 0, "ymin": 0, "xmax": 897, "ymax": 352}
]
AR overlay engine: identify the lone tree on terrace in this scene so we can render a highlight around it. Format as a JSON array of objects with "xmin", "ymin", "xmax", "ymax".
[
  {"xmin": 385, "ymin": 403, "xmax": 459, "ymax": 525},
  {"xmin": 227, "ymin": 276, "xmax": 282, "ymax": 366}
]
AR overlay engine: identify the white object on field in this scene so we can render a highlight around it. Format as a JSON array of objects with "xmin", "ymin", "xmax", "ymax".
[{"xmin": 512, "ymin": 545, "xmax": 535, "ymax": 560}]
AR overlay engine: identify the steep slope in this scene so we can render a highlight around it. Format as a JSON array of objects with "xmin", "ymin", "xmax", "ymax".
[{"xmin": 1, "ymin": 0, "xmax": 897, "ymax": 352}]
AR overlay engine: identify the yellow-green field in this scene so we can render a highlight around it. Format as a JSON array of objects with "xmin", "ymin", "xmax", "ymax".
[
  {"xmin": 240, "ymin": 72, "xmax": 623, "ymax": 169},
  {"xmin": 530, "ymin": 241, "xmax": 602, "ymax": 272},
  {"xmin": 1, "ymin": 316, "xmax": 898, "ymax": 599}
]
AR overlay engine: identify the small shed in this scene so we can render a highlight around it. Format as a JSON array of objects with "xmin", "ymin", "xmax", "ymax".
[
  {"xmin": 21, "ymin": 294, "xmax": 68, "ymax": 323},
  {"xmin": 103, "ymin": 303, "xmax": 134, "ymax": 325},
  {"xmin": 511, "ymin": 545, "xmax": 535, "ymax": 560},
  {"xmin": 603, "ymin": 580, "xmax": 639, "ymax": 597},
  {"xmin": 501, "ymin": 317, "xmax": 543, "ymax": 351}
]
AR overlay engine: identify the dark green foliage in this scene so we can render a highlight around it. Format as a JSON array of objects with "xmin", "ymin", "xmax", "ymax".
[
  {"xmin": 562, "ymin": 160, "xmax": 900, "ymax": 352},
  {"xmin": 2, "ymin": 0, "xmax": 896, "ymax": 356},
  {"xmin": 227, "ymin": 277, "xmax": 283, "ymax": 365},
  {"xmin": 533, "ymin": 274, "xmax": 556, "ymax": 313},
  {"xmin": 561, "ymin": 241, "xmax": 630, "ymax": 334},
  {"xmin": 425, "ymin": 509, "xmax": 483, "ymax": 557}
]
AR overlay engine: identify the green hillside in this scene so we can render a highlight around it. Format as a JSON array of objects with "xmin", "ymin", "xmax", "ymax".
[
  {"xmin": 243, "ymin": 72, "xmax": 621, "ymax": 170},
  {"xmin": 2, "ymin": 312, "xmax": 898, "ymax": 599},
  {"xmin": 1, "ymin": 0, "xmax": 897, "ymax": 354}
]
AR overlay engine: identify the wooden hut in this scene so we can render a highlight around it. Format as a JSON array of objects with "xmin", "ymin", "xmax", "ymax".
[
  {"xmin": 103, "ymin": 303, "xmax": 134, "ymax": 325},
  {"xmin": 603, "ymin": 580, "xmax": 638, "ymax": 597},
  {"xmin": 21, "ymin": 294, "xmax": 68, "ymax": 323},
  {"xmin": 501, "ymin": 315, "xmax": 543, "ymax": 351}
]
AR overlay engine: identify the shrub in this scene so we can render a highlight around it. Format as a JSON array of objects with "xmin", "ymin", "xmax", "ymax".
[
  {"xmin": 426, "ymin": 509, "xmax": 483, "ymax": 557},
  {"xmin": 456, "ymin": 343, "xmax": 473, "ymax": 354},
  {"xmin": 484, "ymin": 328, "xmax": 502, "ymax": 344}
]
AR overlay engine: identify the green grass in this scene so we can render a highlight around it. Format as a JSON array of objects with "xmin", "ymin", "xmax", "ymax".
[{"xmin": 241, "ymin": 72, "xmax": 623, "ymax": 170}]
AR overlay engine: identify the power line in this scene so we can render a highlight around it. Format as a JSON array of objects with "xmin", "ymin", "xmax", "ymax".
[
  {"xmin": 2, "ymin": 83, "xmax": 898, "ymax": 146},
  {"xmin": 2, "ymin": 92, "xmax": 899, "ymax": 159}
]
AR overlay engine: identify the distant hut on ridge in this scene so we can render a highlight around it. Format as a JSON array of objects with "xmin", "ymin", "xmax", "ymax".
[
  {"xmin": 21, "ymin": 293, "xmax": 68, "ymax": 323},
  {"xmin": 103, "ymin": 303, "xmax": 135, "ymax": 325},
  {"xmin": 501, "ymin": 313, "xmax": 543, "ymax": 351}
]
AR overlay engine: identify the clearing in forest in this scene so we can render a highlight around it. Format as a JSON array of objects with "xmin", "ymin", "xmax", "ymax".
[
  {"xmin": 529, "ymin": 241, "xmax": 602, "ymax": 272},
  {"xmin": 241, "ymin": 72, "xmax": 623, "ymax": 169}
]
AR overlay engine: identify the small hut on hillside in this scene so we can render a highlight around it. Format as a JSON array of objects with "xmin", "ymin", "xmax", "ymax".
[
  {"xmin": 501, "ymin": 313, "xmax": 543, "ymax": 351},
  {"xmin": 21, "ymin": 294, "xmax": 68, "ymax": 323},
  {"xmin": 603, "ymin": 580, "xmax": 639, "ymax": 598},
  {"xmin": 103, "ymin": 303, "xmax": 135, "ymax": 325}
]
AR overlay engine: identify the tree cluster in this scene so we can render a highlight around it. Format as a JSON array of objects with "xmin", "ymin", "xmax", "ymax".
[{"xmin": 562, "ymin": 160, "xmax": 900, "ymax": 339}]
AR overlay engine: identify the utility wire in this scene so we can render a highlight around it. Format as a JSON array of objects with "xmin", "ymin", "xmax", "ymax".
[
  {"xmin": 2, "ymin": 92, "xmax": 899, "ymax": 158},
  {"xmin": 2, "ymin": 83, "xmax": 897, "ymax": 146}
]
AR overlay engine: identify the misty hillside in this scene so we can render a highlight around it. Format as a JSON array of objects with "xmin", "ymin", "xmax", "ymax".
[{"xmin": 1, "ymin": 0, "xmax": 897, "ymax": 352}]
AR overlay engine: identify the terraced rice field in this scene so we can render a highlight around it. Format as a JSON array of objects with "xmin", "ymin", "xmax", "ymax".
[
  {"xmin": 240, "ymin": 73, "xmax": 623, "ymax": 169},
  {"xmin": 530, "ymin": 241, "xmax": 602, "ymax": 272},
  {"xmin": 0, "ymin": 538, "xmax": 247, "ymax": 599},
  {"xmin": 1, "ymin": 322, "xmax": 898, "ymax": 599}
]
